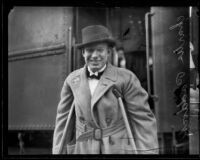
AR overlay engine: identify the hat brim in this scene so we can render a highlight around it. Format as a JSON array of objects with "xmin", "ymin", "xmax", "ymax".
[{"xmin": 75, "ymin": 39, "xmax": 116, "ymax": 49}]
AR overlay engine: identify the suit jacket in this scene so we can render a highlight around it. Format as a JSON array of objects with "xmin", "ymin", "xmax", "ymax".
[{"xmin": 52, "ymin": 63, "xmax": 158, "ymax": 154}]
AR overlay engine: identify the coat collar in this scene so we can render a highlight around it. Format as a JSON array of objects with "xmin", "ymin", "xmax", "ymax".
[{"xmin": 82, "ymin": 62, "xmax": 117, "ymax": 83}]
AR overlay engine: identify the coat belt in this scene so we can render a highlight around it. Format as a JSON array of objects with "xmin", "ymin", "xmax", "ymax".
[{"xmin": 76, "ymin": 119, "xmax": 125, "ymax": 142}]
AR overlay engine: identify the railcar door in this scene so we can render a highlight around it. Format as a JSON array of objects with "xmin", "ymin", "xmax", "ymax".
[{"xmin": 148, "ymin": 7, "xmax": 190, "ymax": 153}]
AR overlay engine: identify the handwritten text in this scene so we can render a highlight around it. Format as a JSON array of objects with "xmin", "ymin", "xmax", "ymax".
[{"xmin": 169, "ymin": 16, "xmax": 185, "ymax": 64}]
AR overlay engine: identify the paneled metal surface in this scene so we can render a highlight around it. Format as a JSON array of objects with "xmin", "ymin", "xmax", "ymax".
[
  {"xmin": 8, "ymin": 53, "xmax": 67, "ymax": 130},
  {"xmin": 8, "ymin": 7, "xmax": 69, "ymax": 54},
  {"xmin": 151, "ymin": 7, "xmax": 189, "ymax": 132},
  {"xmin": 8, "ymin": 7, "xmax": 73, "ymax": 130}
]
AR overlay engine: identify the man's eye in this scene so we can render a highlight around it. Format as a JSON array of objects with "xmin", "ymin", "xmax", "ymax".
[
  {"xmin": 97, "ymin": 48, "xmax": 104, "ymax": 52},
  {"xmin": 85, "ymin": 48, "xmax": 104, "ymax": 53},
  {"xmin": 86, "ymin": 49, "xmax": 93, "ymax": 53}
]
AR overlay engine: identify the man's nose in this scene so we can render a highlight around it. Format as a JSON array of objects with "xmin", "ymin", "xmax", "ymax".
[{"xmin": 91, "ymin": 50, "xmax": 98, "ymax": 58}]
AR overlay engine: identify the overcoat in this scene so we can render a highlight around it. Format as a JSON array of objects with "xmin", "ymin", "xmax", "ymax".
[{"xmin": 52, "ymin": 63, "xmax": 158, "ymax": 154}]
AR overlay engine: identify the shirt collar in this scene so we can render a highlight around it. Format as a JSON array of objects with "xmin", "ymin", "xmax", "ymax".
[{"xmin": 87, "ymin": 64, "xmax": 107, "ymax": 76}]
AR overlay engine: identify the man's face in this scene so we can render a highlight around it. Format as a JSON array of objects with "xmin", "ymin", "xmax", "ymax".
[{"xmin": 83, "ymin": 43, "xmax": 110, "ymax": 72}]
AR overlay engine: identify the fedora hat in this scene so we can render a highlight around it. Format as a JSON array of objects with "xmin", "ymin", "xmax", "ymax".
[{"xmin": 75, "ymin": 25, "xmax": 116, "ymax": 49}]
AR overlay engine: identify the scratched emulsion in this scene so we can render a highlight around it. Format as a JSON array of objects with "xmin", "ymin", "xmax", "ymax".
[
  {"xmin": 169, "ymin": 15, "xmax": 189, "ymax": 138},
  {"xmin": 169, "ymin": 16, "xmax": 185, "ymax": 64}
]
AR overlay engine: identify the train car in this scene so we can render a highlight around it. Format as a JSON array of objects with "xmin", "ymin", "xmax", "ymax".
[{"xmin": 8, "ymin": 6, "xmax": 199, "ymax": 154}]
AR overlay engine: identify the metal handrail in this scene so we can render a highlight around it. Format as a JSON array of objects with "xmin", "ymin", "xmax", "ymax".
[
  {"xmin": 145, "ymin": 12, "xmax": 152, "ymax": 95},
  {"xmin": 68, "ymin": 27, "xmax": 72, "ymax": 73}
]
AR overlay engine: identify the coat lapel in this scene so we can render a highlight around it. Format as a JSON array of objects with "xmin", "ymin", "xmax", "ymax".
[
  {"xmin": 70, "ymin": 66, "xmax": 92, "ymax": 119},
  {"xmin": 91, "ymin": 64, "xmax": 117, "ymax": 127}
]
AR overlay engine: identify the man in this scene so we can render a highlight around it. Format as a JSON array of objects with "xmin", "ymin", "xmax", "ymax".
[
  {"xmin": 52, "ymin": 25, "xmax": 158, "ymax": 154},
  {"xmin": 116, "ymin": 46, "xmax": 126, "ymax": 68}
]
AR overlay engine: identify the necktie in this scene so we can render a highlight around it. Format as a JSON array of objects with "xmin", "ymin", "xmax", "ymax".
[{"xmin": 86, "ymin": 68, "xmax": 104, "ymax": 80}]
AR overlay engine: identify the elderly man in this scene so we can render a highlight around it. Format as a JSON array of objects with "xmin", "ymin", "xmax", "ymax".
[{"xmin": 52, "ymin": 25, "xmax": 158, "ymax": 154}]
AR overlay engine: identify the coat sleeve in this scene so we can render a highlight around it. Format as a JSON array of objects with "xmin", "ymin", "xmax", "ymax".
[
  {"xmin": 123, "ymin": 72, "xmax": 159, "ymax": 154},
  {"xmin": 52, "ymin": 78, "xmax": 74, "ymax": 154}
]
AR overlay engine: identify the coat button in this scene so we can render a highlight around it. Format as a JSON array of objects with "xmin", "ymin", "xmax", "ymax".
[{"xmin": 106, "ymin": 118, "xmax": 112, "ymax": 125}]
